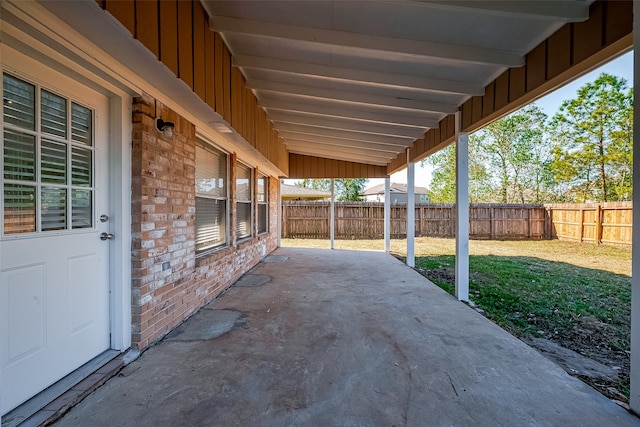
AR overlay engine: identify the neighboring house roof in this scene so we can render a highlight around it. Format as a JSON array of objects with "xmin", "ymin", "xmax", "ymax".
[
  {"xmin": 362, "ymin": 182, "xmax": 429, "ymax": 196},
  {"xmin": 281, "ymin": 183, "xmax": 331, "ymax": 199}
]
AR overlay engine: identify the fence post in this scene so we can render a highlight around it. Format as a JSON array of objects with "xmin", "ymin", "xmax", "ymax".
[
  {"xmin": 489, "ymin": 206, "xmax": 494, "ymax": 239},
  {"xmin": 579, "ymin": 208, "xmax": 584, "ymax": 243},
  {"xmin": 596, "ymin": 203, "xmax": 603, "ymax": 245}
]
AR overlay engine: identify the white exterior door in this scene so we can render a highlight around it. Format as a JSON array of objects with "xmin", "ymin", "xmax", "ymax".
[{"xmin": 1, "ymin": 50, "xmax": 111, "ymax": 414}]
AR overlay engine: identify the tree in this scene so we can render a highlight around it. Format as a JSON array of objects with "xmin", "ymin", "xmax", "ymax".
[
  {"xmin": 296, "ymin": 178, "xmax": 367, "ymax": 201},
  {"xmin": 550, "ymin": 73, "xmax": 633, "ymax": 202},
  {"xmin": 474, "ymin": 104, "xmax": 550, "ymax": 203},
  {"xmin": 423, "ymin": 138, "xmax": 493, "ymax": 203}
]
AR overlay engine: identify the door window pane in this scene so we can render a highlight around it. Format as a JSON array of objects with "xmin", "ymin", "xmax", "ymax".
[
  {"xmin": 3, "ymin": 73, "xmax": 35, "ymax": 130},
  {"xmin": 3, "ymin": 184, "xmax": 36, "ymax": 234},
  {"xmin": 41, "ymin": 90, "xmax": 67, "ymax": 138},
  {"xmin": 72, "ymin": 189, "xmax": 92, "ymax": 229},
  {"xmin": 3, "ymin": 130, "xmax": 36, "ymax": 181},
  {"xmin": 71, "ymin": 103, "xmax": 92, "ymax": 146},
  {"xmin": 71, "ymin": 147, "xmax": 92, "ymax": 186},
  {"xmin": 41, "ymin": 139, "xmax": 67, "ymax": 184},
  {"xmin": 41, "ymin": 187, "xmax": 67, "ymax": 231}
]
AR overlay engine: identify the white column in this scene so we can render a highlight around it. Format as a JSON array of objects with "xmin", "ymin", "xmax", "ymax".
[
  {"xmin": 277, "ymin": 179, "xmax": 283, "ymax": 247},
  {"xmin": 330, "ymin": 178, "xmax": 335, "ymax": 249},
  {"xmin": 384, "ymin": 177, "xmax": 391, "ymax": 252},
  {"xmin": 407, "ymin": 149, "xmax": 415, "ymax": 268},
  {"xmin": 455, "ymin": 111, "xmax": 469, "ymax": 302},
  {"xmin": 630, "ymin": 0, "xmax": 640, "ymax": 412}
]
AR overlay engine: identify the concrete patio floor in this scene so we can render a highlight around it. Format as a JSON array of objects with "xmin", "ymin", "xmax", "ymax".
[{"xmin": 55, "ymin": 247, "xmax": 638, "ymax": 426}]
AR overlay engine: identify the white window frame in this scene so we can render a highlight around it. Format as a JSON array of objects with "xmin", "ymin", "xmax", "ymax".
[
  {"xmin": 235, "ymin": 161, "xmax": 253, "ymax": 241},
  {"xmin": 257, "ymin": 174, "xmax": 268, "ymax": 235},
  {"xmin": 195, "ymin": 139, "xmax": 229, "ymax": 255}
]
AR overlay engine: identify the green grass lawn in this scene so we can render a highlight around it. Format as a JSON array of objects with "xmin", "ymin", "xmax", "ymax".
[{"xmin": 282, "ymin": 237, "xmax": 632, "ymax": 400}]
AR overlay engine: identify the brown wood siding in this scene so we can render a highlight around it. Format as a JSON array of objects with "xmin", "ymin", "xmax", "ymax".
[
  {"xmin": 193, "ymin": 2, "xmax": 206, "ymax": 100},
  {"xmin": 100, "ymin": 0, "xmax": 290, "ymax": 174},
  {"xmin": 177, "ymin": 0, "xmax": 193, "ymax": 89},
  {"xmin": 204, "ymin": 28, "xmax": 215, "ymax": 109},
  {"xmin": 135, "ymin": 1, "xmax": 159, "ymax": 58},
  {"xmin": 387, "ymin": 0, "xmax": 632, "ymax": 175},
  {"xmin": 105, "ymin": 1, "xmax": 135, "ymax": 35},
  {"xmin": 159, "ymin": 1, "xmax": 178, "ymax": 75},
  {"xmin": 222, "ymin": 43, "xmax": 232, "ymax": 123},
  {"xmin": 288, "ymin": 154, "xmax": 387, "ymax": 179}
]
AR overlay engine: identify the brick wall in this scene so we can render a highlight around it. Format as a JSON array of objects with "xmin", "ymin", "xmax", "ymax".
[{"xmin": 131, "ymin": 94, "xmax": 278, "ymax": 349}]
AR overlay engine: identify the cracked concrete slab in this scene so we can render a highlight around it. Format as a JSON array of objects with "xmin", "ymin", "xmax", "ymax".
[{"xmin": 54, "ymin": 247, "xmax": 639, "ymax": 427}]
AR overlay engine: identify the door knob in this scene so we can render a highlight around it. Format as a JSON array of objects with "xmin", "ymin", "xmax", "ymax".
[{"xmin": 100, "ymin": 232, "xmax": 114, "ymax": 240}]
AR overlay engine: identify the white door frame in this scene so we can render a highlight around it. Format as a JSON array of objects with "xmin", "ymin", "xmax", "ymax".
[
  {"xmin": 108, "ymin": 94, "xmax": 132, "ymax": 352},
  {"xmin": 0, "ymin": 17, "xmax": 133, "ymax": 413}
]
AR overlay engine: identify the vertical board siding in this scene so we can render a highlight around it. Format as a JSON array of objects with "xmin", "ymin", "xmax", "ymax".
[
  {"xmin": 105, "ymin": 0, "xmax": 135, "ymax": 35},
  {"xmin": 100, "ymin": 0, "xmax": 289, "ymax": 174},
  {"xmin": 177, "ymin": 0, "xmax": 193, "ymax": 89},
  {"xmin": 159, "ymin": 0, "xmax": 178, "ymax": 75},
  {"xmin": 282, "ymin": 202, "xmax": 632, "ymax": 247},
  {"xmin": 135, "ymin": 1, "xmax": 159, "ymax": 58},
  {"xmin": 193, "ymin": 2, "xmax": 206, "ymax": 100},
  {"xmin": 204, "ymin": 28, "xmax": 216, "ymax": 108},
  {"xmin": 288, "ymin": 154, "xmax": 387, "ymax": 179}
]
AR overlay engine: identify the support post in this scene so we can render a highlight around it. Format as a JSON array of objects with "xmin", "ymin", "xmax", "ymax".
[
  {"xmin": 277, "ymin": 179, "xmax": 282, "ymax": 247},
  {"xmin": 455, "ymin": 111, "xmax": 469, "ymax": 302},
  {"xmin": 630, "ymin": 1, "xmax": 640, "ymax": 412},
  {"xmin": 330, "ymin": 178, "xmax": 335, "ymax": 249},
  {"xmin": 384, "ymin": 177, "xmax": 391, "ymax": 252},
  {"xmin": 407, "ymin": 149, "xmax": 415, "ymax": 268}
]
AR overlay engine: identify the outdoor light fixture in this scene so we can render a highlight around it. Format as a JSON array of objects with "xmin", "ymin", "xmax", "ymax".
[{"xmin": 156, "ymin": 117, "xmax": 175, "ymax": 138}]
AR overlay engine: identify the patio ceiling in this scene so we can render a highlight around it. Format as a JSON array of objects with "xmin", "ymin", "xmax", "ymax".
[{"xmin": 203, "ymin": 0, "xmax": 594, "ymax": 167}]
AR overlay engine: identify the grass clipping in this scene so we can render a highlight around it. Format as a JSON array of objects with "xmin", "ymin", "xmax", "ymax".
[{"xmin": 283, "ymin": 238, "xmax": 632, "ymax": 403}]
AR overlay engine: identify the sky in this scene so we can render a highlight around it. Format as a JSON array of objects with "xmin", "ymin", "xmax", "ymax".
[{"xmin": 284, "ymin": 51, "xmax": 634, "ymax": 189}]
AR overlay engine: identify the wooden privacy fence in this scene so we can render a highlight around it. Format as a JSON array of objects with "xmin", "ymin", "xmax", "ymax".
[
  {"xmin": 548, "ymin": 202, "xmax": 632, "ymax": 246},
  {"xmin": 281, "ymin": 201, "xmax": 632, "ymax": 246}
]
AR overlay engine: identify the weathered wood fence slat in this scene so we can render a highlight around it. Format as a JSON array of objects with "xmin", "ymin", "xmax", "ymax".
[{"xmin": 281, "ymin": 201, "xmax": 632, "ymax": 246}]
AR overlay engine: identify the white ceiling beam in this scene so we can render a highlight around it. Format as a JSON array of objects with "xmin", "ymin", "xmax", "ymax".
[
  {"xmin": 275, "ymin": 123, "xmax": 416, "ymax": 146},
  {"xmin": 212, "ymin": 16, "xmax": 524, "ymax": 66},
  {"xmin": 414, "ymin": 1, "xmax": 590, "ymax": 22},
  {"xmin": 235, "ymin": 55, "xmax": 484, "ymax": 96},
  {"xmin": 279, "ymin": 132, "xmax": 408, "ymax": 152},
  {"xmin": 268, "ymin": 111, "xmax": 428, "ymax": 139},
  {"xmin": 247, "ymin": 79, "xmax": 459, "ymax": 114},
  {"xmin": 262, "ymin": 99, "xmax": 439, "ymax": 128}
]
